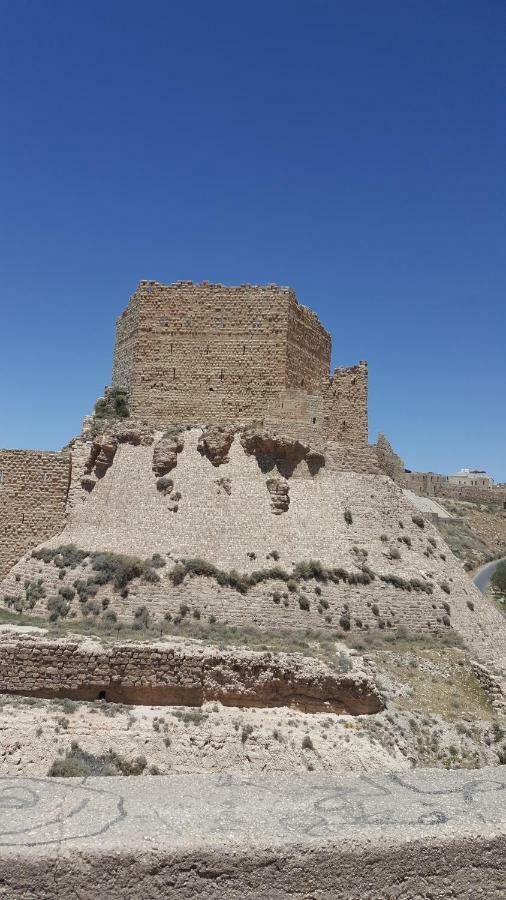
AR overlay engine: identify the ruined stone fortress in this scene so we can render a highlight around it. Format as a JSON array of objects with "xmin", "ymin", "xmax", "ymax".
[
  {"xmin": 112, "ymin": 279, "xmax": 368, "ymax": 444},
  {"xmin": 1, "ymin": 277, "xmax": 506, "ymax": 700},
  {"xmin": 0, "ymin": 280, "xmax": 374, "ymax": 576}
]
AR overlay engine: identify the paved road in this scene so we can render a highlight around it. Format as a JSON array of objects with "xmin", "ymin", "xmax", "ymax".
[
  {"xmin": 473, "ymin": 556, "xmax": 506, "ymax": 594},
  {"xmin": 0, "ymin": 767, "xmax": 504, "ymax": 848},
  {"xmin": 0, "ymin": 769, "xmax": 504, "ymax": 898}
]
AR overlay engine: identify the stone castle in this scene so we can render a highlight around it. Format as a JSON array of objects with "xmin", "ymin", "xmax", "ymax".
[
  {"xmin": 112, "ymin": 280, "xmax": 368, "ymax": 444},
  {"xmin": 0, "ymin": 280, "xmax": 375, "ymax": 576},
  {"xmin": 1, "ymin": 278, "xmax": 505, "ymax": 683}
]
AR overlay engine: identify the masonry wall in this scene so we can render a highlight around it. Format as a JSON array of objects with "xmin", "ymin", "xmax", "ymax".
[
  {"xmin": 404, "ymin": 472, "xmax": 448, "ymax": 497},
  {"xmin": 0, "ymin": 637, "xmax": 380, "ymax": 714},
  {"xmin": 323, "ymin": 363, "xmax": 369, "ymax": 445},
  {"xmin": 111, "ymin": 281, "xmax": 367, "ymax": 445},
  {"xmin": 111, "ymin": 291, "xmax": 141, "ymax": 396},
  {"xmin": 285, "ymin": 294, "xmax": 331, "ymax": 393},
  {"xmin": 113, "ymin": 281, "xmax": 297, "ymax": 426},
  {"xmin": 0, "ymin": 450, "xmax": 70, "ymax": 577}
]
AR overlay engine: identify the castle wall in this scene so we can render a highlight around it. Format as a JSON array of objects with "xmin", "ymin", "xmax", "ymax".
[
  {"xmin": 112, "ymin": 290, "xmax": 141, "ymax": 397},
  {"xmin": 114, "ymin": 281, "xmax": 296, "ymax": 426},
  {"xmin": 0, "ymin": 450, "xmax": 70, "ymax": 577},
  {"xmin": 285, "ymin": 295, "xmax": 331, "ymax": 393},
  {"xmin": 111, "ymin": 281, "xmax": 368, "ymax": 445},
  {"xmin": 324, "ymin": 363, "xmax": 369, "ymax": 445}
]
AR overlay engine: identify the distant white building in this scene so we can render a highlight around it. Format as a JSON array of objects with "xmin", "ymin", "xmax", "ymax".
[{"xmin": 448, "ymin": 468, "xmax": 494, "ymax": 489}]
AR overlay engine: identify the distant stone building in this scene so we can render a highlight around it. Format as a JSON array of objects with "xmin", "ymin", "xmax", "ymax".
[
  {"xmin": 448, "ymin": 469, "xmax": 494, "ymax": 489},
  {"xmin": 404, "ymin": 471, "xmax": 448, "ymax": 497}
]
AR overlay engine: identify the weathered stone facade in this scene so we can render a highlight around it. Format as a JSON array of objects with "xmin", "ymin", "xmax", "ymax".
[
  {"xmin": 0, "ymin": 635, "xmax": 382, "ymax": 714},
  {"xmin": 0, "ymin": 450, "xmax": 70, "ymax": 577},
  {"xmin": 112, "ymin": 280, "xmax": 369, "ymax": 444}
]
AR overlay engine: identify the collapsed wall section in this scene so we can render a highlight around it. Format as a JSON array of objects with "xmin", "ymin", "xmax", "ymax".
[
  {"xmin": 0, "ymin": 450, "xmax": 70, "ymax": 577},
  {"xmin": 324, "ymin": 362, "xmax": 369, "ymax": 445}
]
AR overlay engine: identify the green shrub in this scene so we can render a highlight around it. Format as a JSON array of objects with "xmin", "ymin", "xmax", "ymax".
[
  {"xmin": 94, "ymin": 386, "xmax": 129, "ymax": 420},
  {"xmin": 24, "ymin": 579, "xmax": 46, "ymax": 608},
  {"xmin": 241, "ymin": 724, "xmax": 254, "ymax": 743},
  {"xmin": 302, "ymin": 735, "xmax": 314, "ymax": 750},
  {"xmin": 298, "ymin": 596, "xmax": 310, "ymax": 611},
  {"xmin": 344, "ymin": 509, "xmax": 353, "ymax": 525},
  {"xmin": 169, "ymin": 563, "xmax": 186, "ymax": 585},
  {"xmin": 47, "ymin": 596, "xmax": 71, "ymax": 621},
  {"xmin": 412, "ymin": 514, "xmax": 425, "ymax": 528},
  {"xmin": 491, "ymin": 560, "xmax": 506, "ymax": 595},
  {"xmin": 90, "ymin": 552, "xmax": 144, "ymax": 591},
  {"xmin": 151, "ymin": 553, "xmax": 166, "ymax": 568},
  {"xmin": 134, "ymin": 606, "xmax": 150, "ymax": 629},
  {"xmin": 48, "ymin": 742, "xmax": 145, "ymax": 777},
  {"xmin": 32, "ymin": 544, "xmax": 88, "ymax": 569},
  {"xmin": 142, "ymin": 567, "xmax": 160, "ymax": 584}
]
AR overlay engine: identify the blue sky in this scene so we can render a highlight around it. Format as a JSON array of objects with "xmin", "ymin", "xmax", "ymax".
[{"xmin": 1, "ymin": 1, "xmax": 505, "ymax": 478}]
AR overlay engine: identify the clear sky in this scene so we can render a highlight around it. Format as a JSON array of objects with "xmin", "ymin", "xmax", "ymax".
[{"xmin": 1, "ymin": 1, "xmax": 505, "ymax": 479}]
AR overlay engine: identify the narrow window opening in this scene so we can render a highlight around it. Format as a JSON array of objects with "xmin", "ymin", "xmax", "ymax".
[
  {"xmin": 220, "ymin": 369, "xmax": 224, "ymax": 381},
  {"xmin": 173, "ymin": 367, "xmax": 176, "ymax": 380},
  {"xmin": 312, "ymin": 417, "xmax": 316, "ymax": 425}
]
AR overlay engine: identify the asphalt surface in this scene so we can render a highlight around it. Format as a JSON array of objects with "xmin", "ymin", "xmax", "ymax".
[
  {"xmin": 473, "ymin": 557, "xmax": 506, "ymax": 594},
  {"xmin": 0, "ymin": 767, "xmax": 504, "ymax": 851}
]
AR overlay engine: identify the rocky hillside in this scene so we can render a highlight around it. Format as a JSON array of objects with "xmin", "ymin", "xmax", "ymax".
[{"xmin": 435, "ymin": 497, "xmax": 506, "ymax": 571}]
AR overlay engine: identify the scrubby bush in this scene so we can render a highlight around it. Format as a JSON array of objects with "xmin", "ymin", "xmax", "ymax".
[
  {"xmin": 302, "ymin": 734, "xmax": 314, "ymax": 750},
  {"xmin": 298, "ymin": 596, "xmax": 310, "ymax": 611},
  {"xmin": 412, "ymin": 514, "xmax": 425, "ymax": 528},
  {"xmin": 241, "ymin": 724, "xmax": 254, "ymax": 743},
  {"xmin": 47, "ymin": 595, "xmax": 71, "ymax": 621},
  {"xmin": 491, "ymin": 560, "xmax": 506, "ymax": 596},
  {"xmin": 94, "ymin": 386, "xmax": 129, "ymax": 420},
  {"xmin": 32, "ymin": 544, "xmax": 88, "ymax": 569},
  {"xmin": 150, "ymin": 553, "xmax": 166, "ymax": 568},
  {"xmin": 344, "ymin": 509, "xmax": 353, "ymax": 525},
  {"xmin": 90, "ymin": 552, "xmax": 144, "ymax": 591},
  {"xmin": 133, "ymin": 605, "xmax": 150, "ymax": 629},
  {"xmin": 24, "ymin": 578, "xmax": 46, "ymax": 608},
  {"xmin": 142, "ymin": 567, "xmax": 160, "ymax": 584},
  {"xmin": 48, "ymin": 742, "xmax": 145, "ymax": 777},
  {"xmin": 440, "ymin": 582, "xmax": 451, "ymax": 595}
]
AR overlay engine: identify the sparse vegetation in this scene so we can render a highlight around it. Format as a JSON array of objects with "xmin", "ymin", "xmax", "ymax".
[
  {"xmin": 48, "ymin": 742, "xmax": 146, "ymax": 777},
  {"xmin": 93, "ymin": 386, "xmax": 129, "ymax": 420}
]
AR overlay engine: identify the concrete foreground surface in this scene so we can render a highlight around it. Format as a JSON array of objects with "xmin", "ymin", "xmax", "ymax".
[{"xmin": 0, "ymin": 768, "xmax": 504, "ymax": 898}]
